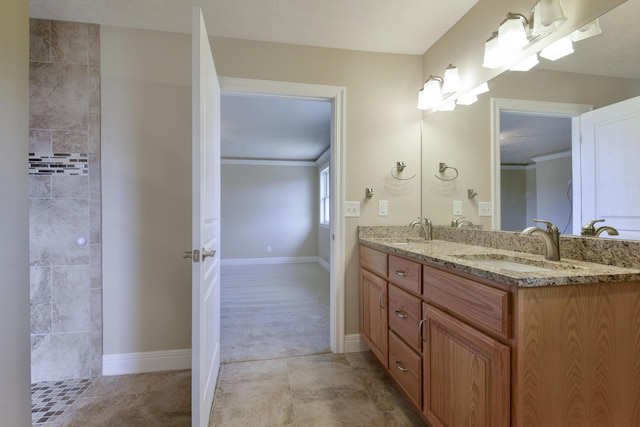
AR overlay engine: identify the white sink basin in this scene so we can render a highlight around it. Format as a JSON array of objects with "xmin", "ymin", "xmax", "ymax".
[{"xmin": 456, "ymin": 254, "xmax": 581, "ymax": 273}]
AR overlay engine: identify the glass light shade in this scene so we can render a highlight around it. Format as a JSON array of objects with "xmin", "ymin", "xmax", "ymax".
[
  {"xmin": 570, "ymin": 19, "xmax": 602, "ymax": 42},
  {"xmin": 472, "ymin": 82, "xmax": 489, "ymax": 96},
  {"xmin": 439, "ymin": 101, "xmax": 456, "ymax": 112},
  {"xmin": 417, "ymin": 88, "xmax": 427, "ymax": 110},
  {"xmin": 483, "ymin": 34, "xmax": 505, "ymax": 69},
  {"xmin": 442, "ymin": 64, "xmax": 461, "ymax": 94},
  {"xmin": 531, "ymin": 2, "xmax": 561, "ymax": 36},
  {"xmin": 510, "ymin": 54, "xmax": 539, "ymax": 71},
  {"xmin": 498, "ymin": 14, "xmax": 529, "ymax": 54},
  {"xmin": 421, "ymin": 78, "xmax": 443, "ymax": 110},
  {"xmin": 539, "ymin": 0, "xmax": 567, "ymax": 27},
  {"xmin": 540, "ymin": 36, "xmax": 574, "ymax": 61},
  {"xmin": 457, "ymin": 93, "xmax": 478, "ymax": 106}
]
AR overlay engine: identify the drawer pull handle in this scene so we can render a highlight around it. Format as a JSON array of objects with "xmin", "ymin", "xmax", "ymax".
[
  {"xmin": 419, "ymin": 319, "xmax": 427, "ymax": 342},
  {"xmin": 395, "ymin": 310, "xmax": 408, "ymax": 319},
  {"xmin": 395, "ymin": 361, "xmax": 408, "ymax": 372},
  {"xmin": 395, "ymin": 270, "xmax": 408, "ymax": 277},
  {"xmin": 378, "ymin": 292, "xmax": 385, "ymax": 309}
]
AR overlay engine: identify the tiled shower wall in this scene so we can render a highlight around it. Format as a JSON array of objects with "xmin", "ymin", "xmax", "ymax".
[{"xmin": 28, "ymin": 19, "xmax": 102, "ymax": 382}]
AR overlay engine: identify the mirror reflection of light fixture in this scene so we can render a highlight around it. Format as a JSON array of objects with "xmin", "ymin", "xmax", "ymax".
[
  {"xmin": 510, "ymin": 54, "xmax": 539, "ymax": 71},
  {"xmin": 540, "ymin": 35, "xmax": 574, "ymax": 60},
  {"xmin": 498, "ymin": 13, "xmax": 529, "ymax": 54},
  {"xmin": 442, "ymin": 64, "xmax": 461, "ymax": 94},
  {"xmin": 531, "ymin": 1, "xmax": 563, "ymax": 36},
  {"xmin": 482, "ymin": 32, "xmax": 505, "ymax": 69},
  {"xmin": 539, "ymin": 0, "xmax": 566, "ymax": 26},
  {"xmin": 456, "ymin": 82, "xmax": 490, "ymax": 106},
  {"xmin": 570, "ymin": 19, "xmax": 602, "ymax": 42},
  {"xmin": 417, "ymin": 76, "xmax": 443, "ymax": 110},
  {"xmin": 439, "ymin": 101, "xmax": 456, "ymax": 112}
]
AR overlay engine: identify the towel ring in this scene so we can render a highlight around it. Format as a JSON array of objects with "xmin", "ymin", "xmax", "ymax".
[{"xmin": 435, "ymin": 162, "xmax": 458, "ymax": 181}]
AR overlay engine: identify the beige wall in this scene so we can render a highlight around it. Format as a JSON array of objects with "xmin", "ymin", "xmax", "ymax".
[
  {"xmin": 221, "ymin": 163, "xmax": 319, "ymax": 260},
  {"xmin": 0, "ymin": 0, "xmax": 32, "ymax": 423},
  {"xmin": 421, "ymin": 69, "xmax": 640, "ymax": 227},
  {"xmin": 101, "ymin": 27, "xmax": 193, "ymax": 354},
  {"xmin": 101, "ymin": 26, "xmax": 422, "ymax": 354}
]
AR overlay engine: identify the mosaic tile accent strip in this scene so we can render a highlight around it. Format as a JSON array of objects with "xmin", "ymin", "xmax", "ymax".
[
  {"xmin": 31, "ymin": 377, "xmax": 96, "ymax": 425},
  {"xmin": 29, "ymin": 152, "xmax": 89, "ymax": 176}
]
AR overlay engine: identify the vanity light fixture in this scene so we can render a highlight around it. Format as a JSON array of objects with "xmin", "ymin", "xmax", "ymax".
[
  {"xmin": 456, "ymin": 82, "xmax": 489, "ymax": 106},
  {"xmin": 442, "ymin": 64, "xmax": 461, "ymax": 94},
  {"xmin": 531, "ymin": 1, "xmax": 565, "ymax": 36},
  {"xmin": 482, "ymin": 32, "xmax": 506, "ymax": 69},
  {"xmin": 510, "ymin": 54, "xmax": 539, "ymax": 71},
  {"xmin": 498, "ymin": 13, "xmax": 530, "ymax": 55},
  {"xmin": 439, "ymin": 101, "xmax": 456, "ymax": 112},
  {"xmin": 539, "ymin": 35, "xmax": 574, "ymax": 60},
  {"xmin": 417, "ymin": 65, "xmax": 461, "ymax": 111},
  {"xmin": 570, "ymin": 19, "xmax": 602, "ymax": 42},
  {"xmin": 538, "ymin": 0, "xmax": 566, "ymax": 27}
]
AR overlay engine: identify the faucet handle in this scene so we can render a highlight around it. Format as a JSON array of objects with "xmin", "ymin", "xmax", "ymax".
[
  {"xmin": 583, "ymin": 219, "xmax": 605, "ymax": 230},
  {"xmin": 533, "ymin": 219, "xmax": 559, "ymax": 233}
]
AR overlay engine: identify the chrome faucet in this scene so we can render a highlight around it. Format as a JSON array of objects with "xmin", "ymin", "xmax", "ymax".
[
  {"xmin": 521, "ymin": 219, "xmax": 560, "ymax": 261},
  {"xmin": 581, "ymin": 219, "xmax": 619, "ymax": 237},
  {"xmin": 410, "ymin": 217, "xmax": 433, "ymax": 241},
  {"xmin": 453, "ymin": 217, "xmax": 474, "ymax": 228}
]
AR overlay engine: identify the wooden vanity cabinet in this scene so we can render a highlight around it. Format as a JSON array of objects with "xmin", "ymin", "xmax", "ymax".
[
  {"xmin": 360, "ymin": 246, "xmax": 389, "ymax": 367},
  {"xmin": 422, "ymin": 303, "xmax": 510, "ymax": 427}
]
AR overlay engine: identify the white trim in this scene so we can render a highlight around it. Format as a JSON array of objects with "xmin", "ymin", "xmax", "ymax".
[
  {"xmin": 219, "ymin": 77, "xmax": 346, "ymax": 355},
  {"xmin": 531, "ymin": 150, "xmax": 571, "ymax": 163},
  {"xmin": 315, "ymin": 148, "xmax": 330, "ymax": 166},
  {"xmin": 222, "ymin": 158, "xmax": 317, "ymax": 167},
  {"xmin": 344, "ymin": 334, "xmax": 369, "ymax": 353},
  {"xmin": 221, "ymin": 256, "xmax": 319, "ymax": 266},
  {"xmin": 491, "ymin": 98, "xmax": 592, "ymax": 231},
  {"xmin": 102, "ymin": 349, "xmax": 191, "ymax": 375},
  {"xmin": 317, "ymin": 257, "xmax": 330, "ymax": 271}
]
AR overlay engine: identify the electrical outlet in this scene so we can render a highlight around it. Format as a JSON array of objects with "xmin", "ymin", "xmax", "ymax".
[
  {"xmin": 378, "ymin": 200, "xmax": 388, "ymax": 216},
  {"xmin": 453, "ymin": 200, "xmax": 462, "ymax": 216},
  {"xmin": 479, "ymin": 202, "xmax": 493, "ymax": 217},
  {"xmin": 345, "ymin": 201, "xmax": 360, "ymax": 217}
]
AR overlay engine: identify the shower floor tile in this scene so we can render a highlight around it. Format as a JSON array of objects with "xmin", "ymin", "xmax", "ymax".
[{"xmin": 31, "ymin": 377, "xmax": 96, "ymax": 425}]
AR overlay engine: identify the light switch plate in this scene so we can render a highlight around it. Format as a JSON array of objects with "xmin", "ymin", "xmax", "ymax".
[
  {"xmin": 479, "ymin": 202, "xmax": 493, "ymax": 217},
  {"xmin": 345, "ymin": 201, "xmax": 360, "ymax": 217},
  {"xmin": 453, "ymin": 200, "xmax": 462, "ymax": 216},
  {"xmin": 378, "ymin": 200, "xmax": 388, "ymax": 216}
]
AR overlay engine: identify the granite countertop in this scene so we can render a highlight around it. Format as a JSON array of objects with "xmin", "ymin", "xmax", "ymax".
[{"xmin": 360, "ymin": 236, "xmax": 640, "ymax": 288}]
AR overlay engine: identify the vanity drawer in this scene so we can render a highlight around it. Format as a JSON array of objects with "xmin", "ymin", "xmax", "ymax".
[
  {"xmin": 389, "ymin": 255, "xmax": 421, "ymax": 294},
  {"xmin": 423, "ymin": 265, "xmax": 511, "ymax": 339},
  {"xmin": 389, "ymin": 330, "xmax": 422, "ymax": 409},
  {"xmin": 360, "ymin": 246, "xmax": 387, "ymax": 277},
  {"xmin": 388, "ymin": 284, "xmax": 422, "ymax": 352}
]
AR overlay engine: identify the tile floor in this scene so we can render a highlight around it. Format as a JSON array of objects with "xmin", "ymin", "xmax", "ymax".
[{"xmin": 31, "ymin": 351, "xmax": 426, "ymax": 426}]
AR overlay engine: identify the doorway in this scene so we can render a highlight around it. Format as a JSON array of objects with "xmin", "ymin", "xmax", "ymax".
[{"xmin": 218, "ymin": 77, "xmax": 346, "ymax": 355}]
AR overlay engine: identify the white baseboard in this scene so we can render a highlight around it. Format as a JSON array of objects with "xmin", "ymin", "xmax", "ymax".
[
  {"xmin": 221, "ymin": 256, "xmax": 321, "ymax": 266},
  {"xmin": 102, "ymin": 349, "xmax": 191, "ymax": 376},
  {"xmin": 344, "ymin": 334, "xmax": 369, "ymax": 353}
]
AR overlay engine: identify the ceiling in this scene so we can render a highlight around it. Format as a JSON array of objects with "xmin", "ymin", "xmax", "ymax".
[
  {"xmin": 29, "ymin": 0, "xmax": 479, "ymax": 56},
  {"xmin": 500, "ymin": 112, "xmax": 571, "ymax": 164}
]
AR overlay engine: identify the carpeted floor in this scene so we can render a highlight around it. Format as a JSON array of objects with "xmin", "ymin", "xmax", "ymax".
[{"xmin": 220, "ymin": 262, "xmax": 330, "ymax": 363}]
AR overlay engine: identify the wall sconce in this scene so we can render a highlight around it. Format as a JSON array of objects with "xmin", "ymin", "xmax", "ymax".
[
  {"xmin": 498, "ymin": 13, "xmax": 530, "ymax": 54},
  {"xmin": 570, "ymin": 19, "xmax": 601, "ymax": 42},
  {"xmin": 417, "ymin": 64, "xmax": 461, "ymax": 110},
  {"xmin": 538, "ymin": 0, "xmax": 566, "ymax": 27},
  {"xmin": 539, "ymin": 35, "xmax": 574, "ymax": 60}
]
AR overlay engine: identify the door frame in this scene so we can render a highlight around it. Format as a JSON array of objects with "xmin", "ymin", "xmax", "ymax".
[
  {"xmin": 218, "ymin": 77, "xmax": 346, "ymax": 353},
  {"xmin": 490, "ymin": 98, "xmax": 592, "ymax": 233}
]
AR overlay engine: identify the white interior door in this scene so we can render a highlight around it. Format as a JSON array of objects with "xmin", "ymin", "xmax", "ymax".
[
  {"xmin": 579, "ymin": 95, "xmax": 640, "ymax": 239},
  {"xmin": 191, "ymin": 7, "xmax": 221, "ymax": 427}
]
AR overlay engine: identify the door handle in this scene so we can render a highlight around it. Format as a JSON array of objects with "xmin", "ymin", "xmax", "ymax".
[
  {"xmin": 182, "ymin": 249, "xmax": 200, "ymax": 263},
  {"xmin": 202, "ymin": 248, "xmax": 216, "ymax": 260}
]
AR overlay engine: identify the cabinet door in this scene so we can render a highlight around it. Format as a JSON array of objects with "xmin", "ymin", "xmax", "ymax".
[
  {"xmin": 423, "ymin": 304, "xmax": 510, "ymax": 427},
  {"xmin": 361, "ymin": 269, "xmax": 388, "ymax": 368}
]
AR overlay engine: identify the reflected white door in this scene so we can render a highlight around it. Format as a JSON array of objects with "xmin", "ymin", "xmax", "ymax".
[
  {"xmin": 579, "ymin": 95, "xmax": 640, "ymax": 239},
  {"xmin": 191, "ymin": 7, "xmax": 221, "ymax": 427}
]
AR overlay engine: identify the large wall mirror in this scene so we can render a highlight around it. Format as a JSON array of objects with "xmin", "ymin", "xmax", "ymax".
[{"xmin": 421, "ymin": 0, "xmax": 640, "ymax": 240}]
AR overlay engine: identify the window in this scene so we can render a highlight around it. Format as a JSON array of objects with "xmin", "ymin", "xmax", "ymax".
[{"xmin": 320, "ymin": 165, "xmax": 330, "ymax": 226}]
